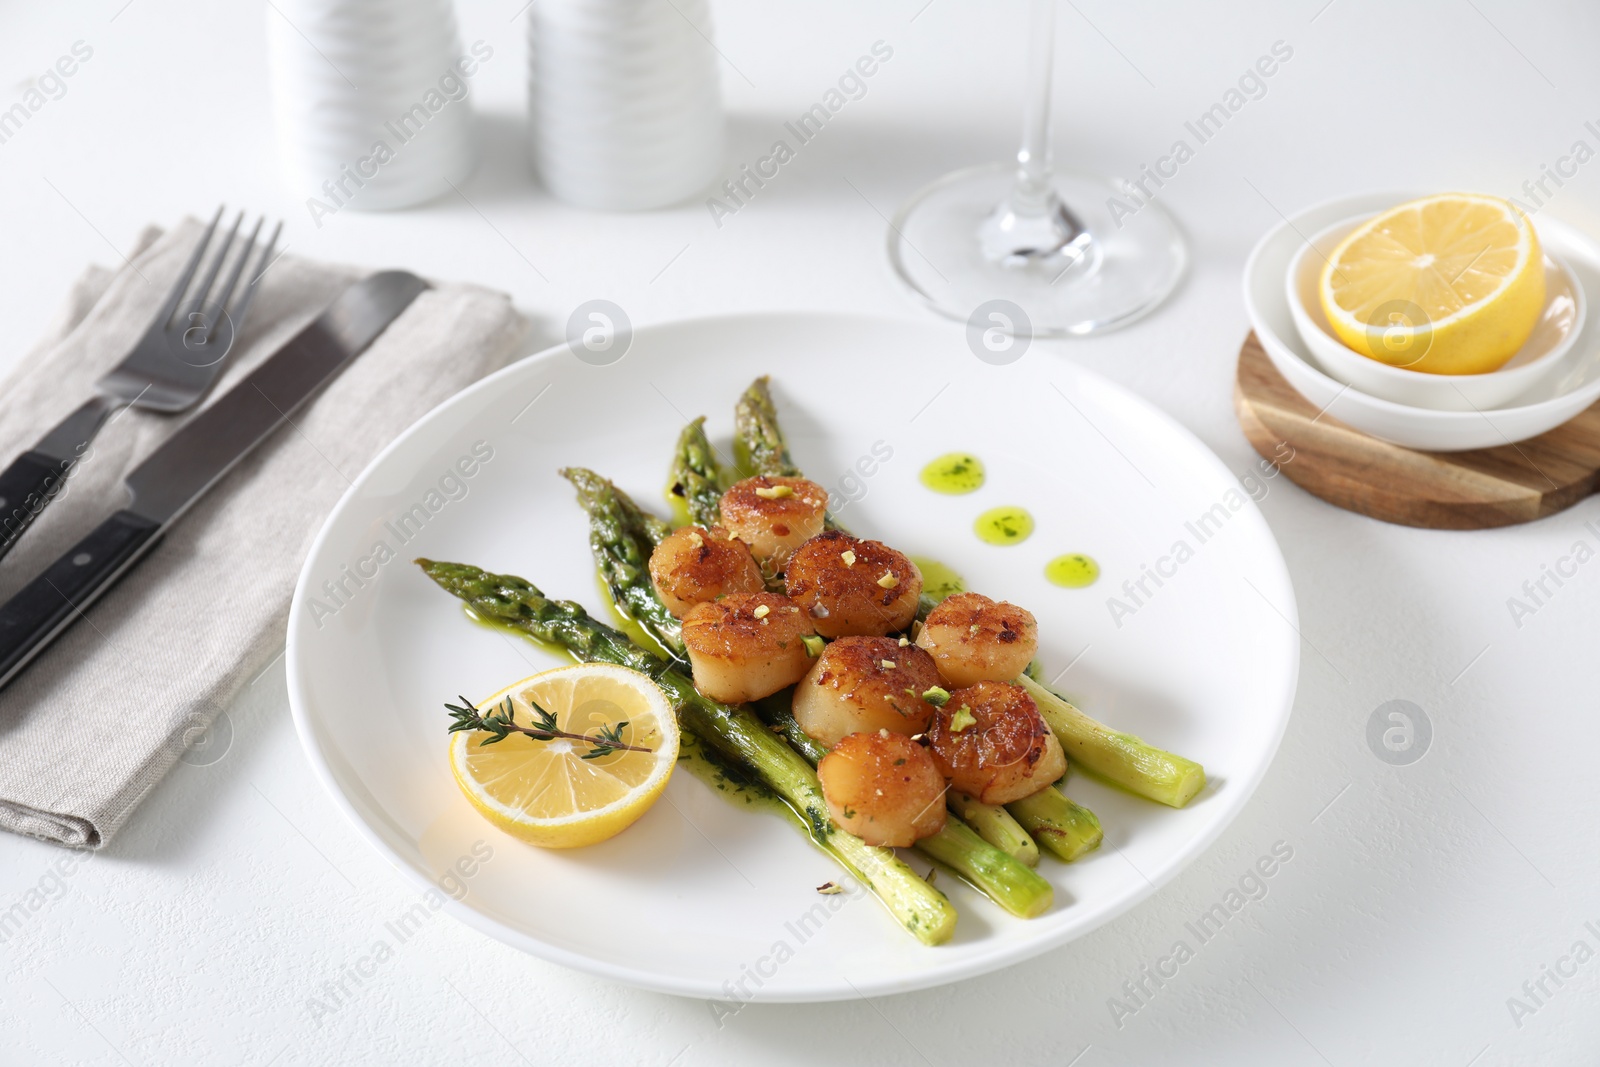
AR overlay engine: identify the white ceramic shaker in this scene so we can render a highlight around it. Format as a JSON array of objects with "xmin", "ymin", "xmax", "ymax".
[
  {"xmin": 267, "ymin": 0, "xmax": 479, "ymax": 215},
  {"xmin": 527, "ymin": 0, "xmax": 725, "ymax": 210}
]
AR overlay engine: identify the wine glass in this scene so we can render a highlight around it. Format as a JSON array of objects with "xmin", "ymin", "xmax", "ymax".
[{"xmin": 888, "ymin": 0, "xmax": 1185, "ymax": 337}]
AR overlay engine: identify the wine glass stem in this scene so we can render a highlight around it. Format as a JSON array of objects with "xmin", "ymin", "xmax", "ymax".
[{"xmin": 1012, "ymin": 0, "xmax": 1057, "ymax": 218}]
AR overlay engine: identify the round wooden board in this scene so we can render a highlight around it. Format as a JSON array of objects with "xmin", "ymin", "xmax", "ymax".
[{"xmin": 1234, "ymin": 332, "xmax": 1600, "ymax": 529}]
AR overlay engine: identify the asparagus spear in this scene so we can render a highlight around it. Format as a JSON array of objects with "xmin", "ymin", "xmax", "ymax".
[
  {"xmin": 1006, "ymin": 786, "xmax": 1103, "ymax": 861},
  {"xmin": 733, "ymin": 376, "xmax": 870, "ymax": 547},
  {"xmin": 416, "ymin": 559, "xmax": 957, "ymax": 945},
  {"xmin": 561, "ymin": 468, "xmax": 684, "ymax": 661},
  {"xmin": 666, "ymin": 417, "xmax": 725, "ymax": 529},
  {"xmin": 756, "ymin": 695, "xmax": 1054, "ymax": 919},
  {"xmin": 948, "ymin": 793, "xmax": 1040, "ymax": 867},
  {"xmin": 1017, "ymin": 675, "xmax": 1206, "ymax": 809},
  {"xmin": 733, "ymin": 376, "xmax": 799, "ymax": 478}
]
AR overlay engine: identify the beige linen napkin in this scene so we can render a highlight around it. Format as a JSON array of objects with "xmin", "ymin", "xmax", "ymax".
[{"xmin": 0, "ymin": 219, "xmax": 527, "ymax": 848}]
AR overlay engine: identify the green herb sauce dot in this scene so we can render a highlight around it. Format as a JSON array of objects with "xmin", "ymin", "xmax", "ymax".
[
  {"xmin": 920, "ymin": 453, "xmax": 985, "ymax": 495},
  {"xmin": 973, "ymin": 506, "xmax": 1034, "ymax": 546},
  {"xmin": 1046, "ymin": 553, "xmax": 1100, "ymax": 588}
]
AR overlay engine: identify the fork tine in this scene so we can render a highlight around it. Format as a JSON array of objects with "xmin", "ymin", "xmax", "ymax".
[
  {"xmin": 152, "ymin": 205, "xmax": 224, "ymax": 328},
  {"xmin": 222, "ymin": 219, "xmax": 281, "ymax": 344},
  {"xmin": 182, "ymin": 209, "xmax": 243, "ymax": 329},
  {"xmin": 200, "ymin": 215, "xmax": 264, "ymax": 344}
]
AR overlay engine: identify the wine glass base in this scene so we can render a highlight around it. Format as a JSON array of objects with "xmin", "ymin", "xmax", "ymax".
[{"xmin": 888, "ymin": 162, "xmax": 1187, "ymax": 337}]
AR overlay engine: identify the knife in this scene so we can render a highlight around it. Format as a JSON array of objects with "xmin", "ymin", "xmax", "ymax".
[{"xmin": 0, "ymin": 270, "xmax": 428, "ymax": 688}]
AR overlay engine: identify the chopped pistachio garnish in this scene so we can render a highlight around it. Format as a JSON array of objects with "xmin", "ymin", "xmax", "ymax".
[
  {"xmin": 898, "ymin": 636, "xmax": 910, "ymax": 646},
  {"xmin": 816, "ymin": 881, "xmax": 844, "ymax": 895},
  {"xmin": 752, "ymin": 603, "xmax": 771, "ymax": 619},
  {"xmin": 877, "ymin": 572, "xmax": 899, "ymax": 589},
  {"xmin": 880, "ymin": 659, "xmax": 896, "ymax": 670},
  {"xmin": 921, "ymin": 686, "xmax": 950, "ymax": 707},
  {"xmin": 841, "ymin": 549, "xmax": 857, "ymax": 567},
  {"xmin": 801, "ymin": 634, "xmax": 825, "ymax": 657},
  {"xmin": 949, "ymin": 705, "xmax": 977, "ymax": 732},
  {"xmin": 687, "ymin": 530, "xmax": 704, "ymax": 548},
  {"xmin": 754, "ymin": 484, "xmax": 793, "ymax": 500},
  {"xmin": 969, "ymin": 623, "xmax": 982, "ymax": 634}
]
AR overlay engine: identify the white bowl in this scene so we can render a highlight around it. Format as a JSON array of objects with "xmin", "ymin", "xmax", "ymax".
[
  {"xmin": 1243, "ymin": 190, "xmax": 1600, "ymax": 451},
  {"xmin": 1285, "ymin": 216, "xmax": 1585, "ymax": 411}
]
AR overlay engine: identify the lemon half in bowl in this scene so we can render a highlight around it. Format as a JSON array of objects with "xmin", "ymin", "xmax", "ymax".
[{"xmin": 1319, "ymin": 193, "xmax": 1545, "ymax": 376}]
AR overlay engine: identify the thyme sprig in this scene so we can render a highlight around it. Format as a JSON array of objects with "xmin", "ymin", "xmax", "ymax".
[{"xmin": 445, "ymin": 695, "xmax": 652, "ymax": 758}]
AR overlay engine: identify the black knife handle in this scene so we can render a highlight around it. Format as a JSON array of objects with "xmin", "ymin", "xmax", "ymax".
[
  {"xmin": 0, "ymin": 509, "xmax": 162, "ymax": 687},
  {"xmin": 0, "ymin": 396, "xmax": 118, "ymax": 564},
  {"xmin": 0, "ymin": 451, "xmax": 71, "ymax": 561}
]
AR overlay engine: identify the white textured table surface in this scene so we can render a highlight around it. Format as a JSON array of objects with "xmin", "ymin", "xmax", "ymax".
[{"xmin": 3, "ymin": 1, "xmax": 1599, "ymax": 1064}]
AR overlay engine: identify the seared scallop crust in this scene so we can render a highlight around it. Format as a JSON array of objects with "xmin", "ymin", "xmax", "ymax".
[
  {"xmin": 915, "ymin": 591, "xmax": 1038, "ymax": 688},
  {"xmin": 681, "ymin": 592, "xmax": 818, "ymax": 704},
  {"xmin": 818, "ymin": 731, "xmax": 948, "ymax": 847},
  {"xmin": 718, "ymin": 475, "xmax": 828, "ymax": 572},
  {"xmin": 784, "ymin": 530, "xmax": 922, "ymax": 638},
  {"xmin": 648, "ymin": 524, "xmax": 764, "ymax": 619},
  {"xmin": 926, "ymin": 681, "xmax": 1066, "ymax": 805},
  {"xmin": 792, "ymin": 636, "xmax": 941, "ymax": 746}
]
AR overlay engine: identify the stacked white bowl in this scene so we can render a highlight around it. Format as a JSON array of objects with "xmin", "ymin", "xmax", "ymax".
[
  {"xmin": 1243, "ymin": 192, "xmax": 1600, "ymax": 451},
  {"xmin": 268, "ymin": 0, "xmax": 478, "ymax": 212},
  {"xmin": 528, "ymin": 0, "xmax": 725, "ymax": 210}
]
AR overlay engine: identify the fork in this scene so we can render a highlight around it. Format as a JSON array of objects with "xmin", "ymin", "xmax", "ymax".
[{"xmin": 0, "ymin": 207, "xmax": 281, "ymax": 562}]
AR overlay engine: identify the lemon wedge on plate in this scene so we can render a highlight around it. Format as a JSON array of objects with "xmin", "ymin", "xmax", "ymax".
[
  {"xmin": 1320, "ymin": 193, "xmax": 1545, "ymax": 375},
  {"xmin": 449, "ymin": 663, "xmax": 678, "ymax": 848}
]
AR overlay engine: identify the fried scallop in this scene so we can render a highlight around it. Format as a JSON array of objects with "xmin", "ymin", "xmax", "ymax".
[
  {"xmin": 926, "ymin": 681, "xmax": 1066, "ymax": 805},
  {"xmin": 681, "ymin": 592, "xmax": 818, "ymax": 704},
  {"xmin": 792, "ymin": 636, "xmax": 941, "ymax": 746},
  {"xmin": 915, "ymin": 592, "xmax": 1038, "ymax": 688},
  {"xmin": 784, "ymin": 530, "xmax": 922, "ymax": 638},
  {"xmin": 817, "ymin": 731, "xmax": 947, "ymax": 847},
  {"xmin": 718, "ymin": 475, "xmax": 828, "ymax": 572},
  {"xmin": 648, "ymin": 524, "xmax": 764, "ymax": 618}
]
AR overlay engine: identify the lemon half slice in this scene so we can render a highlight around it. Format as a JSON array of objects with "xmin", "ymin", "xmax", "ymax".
[
  {"xmin": 1320, "ymin": 193, "xmax": 1544, "ymax": 375},
  {"xmin": 449, "ymin": 663, "xmax": 678, "ymax": 848}
]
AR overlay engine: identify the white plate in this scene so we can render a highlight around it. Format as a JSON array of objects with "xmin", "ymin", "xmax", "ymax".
[
  {"xmin": 287, "ymin": 313, "xmax": 1299, "ymax": 1001},
  {"xmin": 1244, "ymin": 191, "xmax": 1600, "ymax": 451}
]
